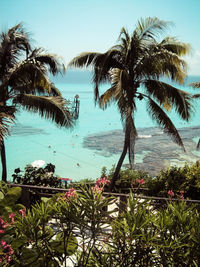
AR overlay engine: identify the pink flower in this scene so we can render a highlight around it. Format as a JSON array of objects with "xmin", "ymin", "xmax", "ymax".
[
  {"xmin": 179, "ymin": 190, "xmax": 184, "ymax": 199},
  {"xmin": 96, "ymin": 177, "xmax": 110, "ymax": 187},
  {"xmin": 9, "ymin": 213, "xmax": 16, "ymax": 223},
  {"xmin": 0, "ymin": 217, "xmax": 7, "ymax": 232},
  {"xmin": 168, "ymin": 190, "xmax": 174, "ymax": 197},
  {"xmin": 19, "ymin": 209, "xmax": 26, "ymax": 217},
  {"xmin": 1, "ymin": 240, "xmax": 6, "ymax": 247},
  {"xmin": 138, "ymin": 179, "xmax": 145, "ymax": 185},
  {"xmin": 0, "ymin": 240, "xmax": 13, "ymax": 263},
  {"xmin": 92, "ymin": 184, "xmax": 103, "ymax": 194},
  {"xmin": 64, "ymin": 188, "xmax": 77, "ymax": 200}
]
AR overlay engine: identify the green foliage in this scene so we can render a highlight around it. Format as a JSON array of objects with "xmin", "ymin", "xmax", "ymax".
[
  {"xmin": 146, "ymin": 162, "xmax": 200, "ymax": 199},
  {"xmin": 88, "ymin": 194, "xmax": 200, "ymax": 266},
  {"xmin": 0, "ymin": 182, "xmax": 24, "ymax": 218},
  {"xmin": 101, "ymin": 193, "xmax": 157, "ymax": 266},
  {"xmin": 70, "ymin": 178, "xmax": 95, "ymax": 190},
  {"xmin": 12, "ymin": 163, "xmax": 62, "ymax": 188},
  {"xmin": 102, "ymin": 166, "xmax": 151, "ymax": 192},
  {"xmin": 1, "ymin": 181, "xmax": 200, "ymax": 266},
  {"xmin": 10, "ymin": 201, "xmax": 78, "ymax": 266}
]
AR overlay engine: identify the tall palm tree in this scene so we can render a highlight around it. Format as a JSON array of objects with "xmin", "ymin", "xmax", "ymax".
[
  {"xmin": 0, "ymin": 24, "xmax": 74, "ymax": 182},
  {"xmin": 68, "ymin": 17, "xmax": 192, "ymax": 190},
  {"xmin": 188, "ymin": 82, "xmax": 200, "ymax": 149}
]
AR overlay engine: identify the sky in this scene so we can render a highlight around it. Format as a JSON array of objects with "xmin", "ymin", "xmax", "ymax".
[{"xmin": 1, "ymin": 0, "xmax": 200, "ymax": 75}]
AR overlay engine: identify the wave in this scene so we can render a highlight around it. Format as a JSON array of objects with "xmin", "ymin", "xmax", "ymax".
[{"xmin": 138, "ymin": 135, "xmax": 152, "ymax": 139}]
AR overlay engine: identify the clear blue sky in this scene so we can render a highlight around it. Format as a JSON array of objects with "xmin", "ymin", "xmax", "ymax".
[{"xmin": 1, "ymin": 0, "xmax": 200, "ymax": 75}]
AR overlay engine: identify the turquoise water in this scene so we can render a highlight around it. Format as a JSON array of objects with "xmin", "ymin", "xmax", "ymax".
[{"xmin": 3, "ymin": 75, "xmax": 200, "ymax": 181}]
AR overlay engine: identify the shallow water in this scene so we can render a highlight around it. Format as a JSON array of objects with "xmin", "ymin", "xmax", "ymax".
[{"xmin": 3, "ymin": 75, "xmax": 200, "ymax": 181}]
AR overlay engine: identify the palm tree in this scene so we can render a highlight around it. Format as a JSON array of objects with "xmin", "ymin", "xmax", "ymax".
[
  {"xmin": 0, "ymin": 24, "xmax": 74, "ymax": 182},
  {"xmin": 68, "ymin": 17, "xmax": 192, "ymax": 190},
  {"xmin": 188, "ymin": 82, "xmax": 200, "ymax": 149}
]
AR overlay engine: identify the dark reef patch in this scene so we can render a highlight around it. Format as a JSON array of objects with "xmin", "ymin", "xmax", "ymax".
[
  {"xmin": 83, "ymin": 126, "xmax": 200, "ymax": 176},
  {"xmin": 11, "ymin": 123, "xmax": 47, "ymax": 136}
]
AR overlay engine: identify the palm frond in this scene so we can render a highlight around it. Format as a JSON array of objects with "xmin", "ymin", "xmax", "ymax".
[
  {"xmin": 33, "ymin": 49, "xmax": 65, "ymax": 75},
  {"xmin": 146, "ymin": 97, "xmax": 185, "ymax": 150},
  {"xmin": 0, "ymin": 106, "xmax": 16, "ymax": 143},
  {"xmin": 144, "ymin": 80, "xmax": 193, "ymax": 121},
  {"xmin": 92, "ymin": 50, "xmax": 124, "ymax": 102},
  {"xmin": 159, "ymin": 37, "xmax": 191, "ymax": 56},
  {"xmin": 9, "ymin": 61, "xmax": 53, "ymax": 94},
  {"xmin": 189, "ymin": 82, "xmax": 200, "ymax": 88},
  {"xmin": 68, "ymin": 52, "xmax": 102, "ymax": 68},
  {"xmin": 13, "ymin": 94, "xmax": 74, "ymax": 128},
  {"xmin": 50, "ymin": 83, "xmax": 62, "ymax": 96},
  {"xmin": 136, "ymin": 45, "xmax": 187, "ymax": 84},
  {"xmin": 0, "ymin": 23, "xmax": 30, "ymax": 68},
  {"xmin": 135, "ymin": 17, "xmax": 170, "ymax": 41}
]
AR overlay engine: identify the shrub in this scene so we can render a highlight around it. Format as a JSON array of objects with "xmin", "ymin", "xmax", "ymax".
[
  {"xmin": 146, "ymin": 162, "xmax": 200, "ymax": 199},
  {"xmin": 12, "ymin": 163, "xmax": 62, "ymax": 188},
  {"xmin": 1, "ymin": 182, "xmax": 200, "ymax": 266},
  {"xmin": 102, "ymin": 165, "xmax": 152, "ymax": 193}
]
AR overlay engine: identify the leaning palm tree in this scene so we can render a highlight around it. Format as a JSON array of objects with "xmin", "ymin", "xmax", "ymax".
[
  {"xmin": 0, "ymin": 24, "xmax": 74, "ymax": 182},
  {"xmin": 68, "ymin": 17, "xmax": 192, "ymax": 190}
]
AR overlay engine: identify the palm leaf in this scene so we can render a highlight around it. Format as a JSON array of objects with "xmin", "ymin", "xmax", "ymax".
[
  {"xmin": 0, "ymin": 106, "xmax": 16, "ymax": 143},
  {"xmin": 68, "ymin": 52, "xmax": 102, "ymax": 68},
  {"xmin": 144, "ymin": 80, "xmax": 193, "ymax": 121},
  {"xmin": 13, "ymin": 94, "xmax": 74, "ymax": 128},
  {"xmin": 158, "ymin": 37, "xmax": 191, "ymax": 56},
  {"xmin": 146, "ymin": 97, "xmax": 185, "ymax": 150},
  {"xmin": 32, "ymin": 49, "xmax": 65, "ymax": 75},
  {"xmin": 137, "ymin": 46, "xmax": 187, "ymax": 84},
  {"xmin": 189, "ymin": 82, "xmax": 200, "ymax": 88},
  {"xmin": 9, "ymin": 61, "xmax": 53, "ymax": 94},
  {"xmin": 99, "ymin": 86, "xmax": 116, "ymax": 109},
  {"xmin": 135, "ymin": 17, "xmax": 170, "ymax": 41}
]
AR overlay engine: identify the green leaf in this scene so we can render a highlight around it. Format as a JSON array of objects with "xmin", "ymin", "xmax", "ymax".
[
  {"xmin": 0, "ymin": 191, "xmax": 4, "ymax": 200},
  {"xmin": 2, "ymin": 187, "xmax": 22, "ymax": 206},
  {"xmin": 51, "ymin": 233, "xmax": 78, "ymax": 256},
  {"xmin": 20, "ymin": 247, "xmax": 38, "ymax": 265},
  {"xmin": 41, "ymin": 197, "xmax": 50, "ymax": 203},
  {"xmin": 11, "ymin": 236, "xmax": 28, "ymax": 249}
]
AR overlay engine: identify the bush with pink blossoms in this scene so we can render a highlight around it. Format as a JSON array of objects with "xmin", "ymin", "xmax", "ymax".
[
  {"xmin": 92, "ymin": 176, "xmax": 110, "ymax": 194},
  {"xmin": 0, "ymin": 240, "xmax": 13, "ymax": 265}
]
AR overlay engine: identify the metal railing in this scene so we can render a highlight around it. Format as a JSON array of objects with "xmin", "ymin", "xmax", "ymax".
[{"xmin": 8, "ymin": 183, "xmax": 200, "ymax": 211}]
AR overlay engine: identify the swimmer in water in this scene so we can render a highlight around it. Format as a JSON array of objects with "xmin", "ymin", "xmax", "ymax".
[{"xmin": 77, "ymin": 163, "xmax": 80, "ymax": 167}]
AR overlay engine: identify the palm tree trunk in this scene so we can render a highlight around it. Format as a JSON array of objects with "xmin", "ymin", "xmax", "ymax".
[
  {"xmin": 0, "ymin": 140, "xmax": 7, "ymax": 182},
  {"xmin": 109, "ymin": 129, "xmax": 129, "ymax": 191}
]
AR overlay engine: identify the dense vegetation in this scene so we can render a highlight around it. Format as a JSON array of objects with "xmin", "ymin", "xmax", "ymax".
[
  {"xmin": 0, "ymin": 181, "xmax": 200, "ymax": 266},
  {"xmin": 102, "ymin": 162, "xmax": 200, "ymax": 200}
]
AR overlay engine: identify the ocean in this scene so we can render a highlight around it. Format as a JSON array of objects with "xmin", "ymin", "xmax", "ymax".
[{"xmin": 3, "ymin": 71, "xmax": 200, "ymax": 181}]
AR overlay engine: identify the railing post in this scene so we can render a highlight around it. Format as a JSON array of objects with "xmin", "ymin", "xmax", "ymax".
[
  {"xmin": 119, "ymin": 195, "xmax": 128, "ymax": 214},
  {"xmin": 20, "ymin": 187, "xmax": 31, "ymax": 209}
]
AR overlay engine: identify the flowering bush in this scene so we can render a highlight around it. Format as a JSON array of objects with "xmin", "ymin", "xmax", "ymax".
[
  {"xmin": 57, "ymin": 187, "xmax": 77, "ymax": 202},
  {"xmin": 92, "ymin": 176, "xmax": 110, "ymax": 194},
  {"xmin": 146, "ymin": 163, "xmax": 200, "ymax": 199},
  {"xmin": 1, "ymin": 181, "xmax": 200, "ymax": 265},
  {"xmin": 0, "ymin": 240, "xmax": 13, "ymax": 265}
]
